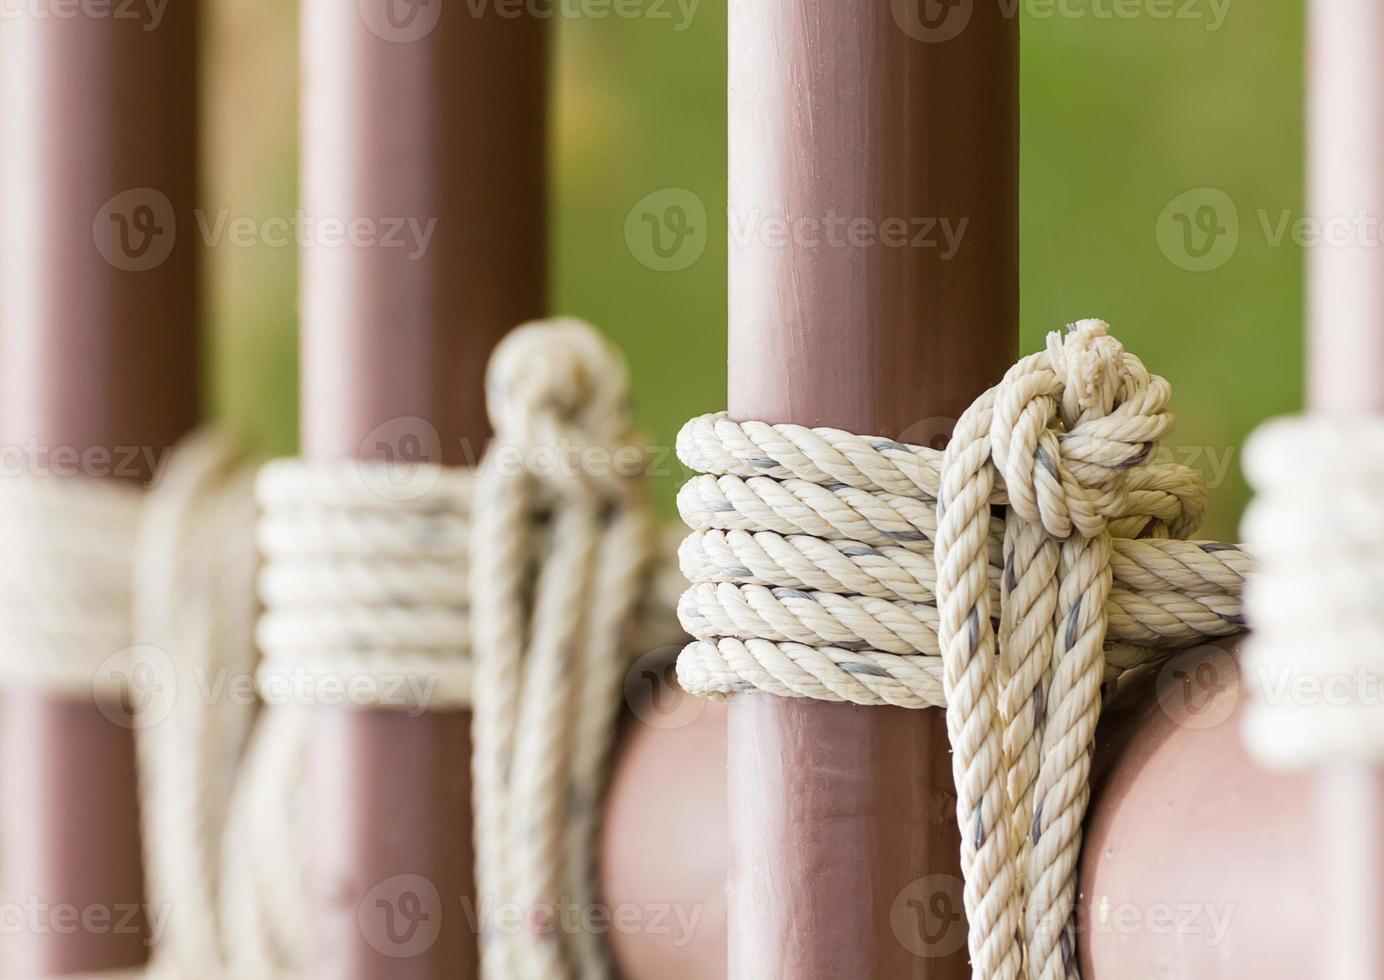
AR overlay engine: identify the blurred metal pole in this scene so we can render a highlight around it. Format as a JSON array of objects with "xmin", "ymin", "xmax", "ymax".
[
  {"xmin": 300, "ymin": 2, "xmax": 546, "ymax": 977},
  {"xmin": 1307, "ymin": 2, "xmax": 1384, "ymax": 978},
  {"xmin": 0, "ymin": 4, "xmax": 201, "ymax": 975},
  {"xmin": 725, "ymin": 0, "xmax": 1018, "ymax": 975}
]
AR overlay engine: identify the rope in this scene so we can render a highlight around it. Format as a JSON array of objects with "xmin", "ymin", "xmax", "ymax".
[
  {"xmin": 673, "ymin": 319, "xmax": 1253, "ymax": 980},
  {"xmin": 132, "ymin": 433, "xmax": 261, "ymax": 975},
  {"xmin": 255, "ymin": 458, "xmax": 475, "ymax": 712},
  {"xmin": 1242, "ymin": 415, "xmax": 1384, "ymax": 768},
  {"xmin": 0, "ymin": 472, "xmax": 143, "ymax": 697},
  {"xmin": 0, "ymin": 433, "xmax": 297, "ymax": 980},
  {"xmin": 471, "ymin": 318, "xmax": 660, "ymax": 980},
  {"xmin": 0, "ymin": 319, "xmax": 680, "ymax": 980}
]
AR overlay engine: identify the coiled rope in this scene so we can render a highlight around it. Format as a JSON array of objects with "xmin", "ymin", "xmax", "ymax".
[
  {"xmin": 0, "ymin": 319, "xmax": 681, "ymax": 980},
  {"xmin": 674, "ymin": 319, "xmax": 1253, "ymax": 980},
  {"xmin": 253, "ymin": 318, "xmax": 677, "ymax": 980},
  {"xmin": 0, "ymin": 432, "xmax": 282, "ymax": 979},
  {"xmin": 1241, "ymin": 416, "xmax": 1384, "ymax": 768}
]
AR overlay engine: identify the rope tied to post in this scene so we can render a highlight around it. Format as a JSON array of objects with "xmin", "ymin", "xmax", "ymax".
[
  {"xmin": 674, "ymin": 319, "xmax": 1253, "ymax": 980},
  {"xmin": 471, "ymin": 319, "xmax": 670, "ymax": 980},
  {"xmin": 1241, "ymin": 416, "xmax": 1384, "ymax": 768}
]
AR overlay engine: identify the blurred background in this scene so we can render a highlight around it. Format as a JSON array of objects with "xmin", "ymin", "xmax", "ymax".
[{"xmin": 207, "ymin": 0, "xmax": 1303, "ymax": 542}]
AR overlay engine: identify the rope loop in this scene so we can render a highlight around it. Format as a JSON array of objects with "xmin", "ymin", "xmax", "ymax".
[
  {"xmin": 985, "ymin": 318, "xmax": 1173, "ymax": 542},
  {"xmin": 674, "ymin": 318, "xmax": 1248, "ymax": 980},
  {"xmin": 472, "ymin": 317, "xmax": 666, "ymax": 980},
  {"xmin": 485, "ymin": 318, "xmax": 643, "ymax": 503}
]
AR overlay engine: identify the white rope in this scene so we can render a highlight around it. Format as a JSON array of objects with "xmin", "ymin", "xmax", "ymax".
[
  {"xmin": 471, "ymin": 318, "xmax": 660, "ymax": 980},
  {"xmin": 0, "ymin": 472, "xmax": 142, "ymax": 697},
  {"xmin": 1242, "ymin": 415, "xmax": 1384, "ymax": 767},
  {"xmin": 0, "ymin": 320, "xmax": 683, "ymax": 980},
  {"xmin": 132, "ymin": 432, "xmax": 261, "ymax": 975},
  {"xmin": 0, "ymin": 433, "xmax": 302, "ymax": 980},
  {"xmin": 255, "ymin": 459, "xmax": 475, "ymax": 712},
  {"xmin": 673, "ymin": 319, "xmax": 1253, "ymax": 980}
]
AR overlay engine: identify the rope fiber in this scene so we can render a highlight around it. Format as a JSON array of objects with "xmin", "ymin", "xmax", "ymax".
[{"xmin": 674, "ymin": 319, "xmax": 1253, "ymax": 980}]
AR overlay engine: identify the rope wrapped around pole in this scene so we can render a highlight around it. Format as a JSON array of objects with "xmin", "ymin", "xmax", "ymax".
[
  {"xmin": 674, "ymin": 319, "xmax": 1254, "ymax": 980},
  {"xmin": 1241, "ymin": 417, "xmax": 1384, "ymax": 768}
]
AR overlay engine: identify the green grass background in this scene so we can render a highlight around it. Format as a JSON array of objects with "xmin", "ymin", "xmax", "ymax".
[{"xmin": 209, "ymin": 0, "xmax": 1304, "ymax": 542}]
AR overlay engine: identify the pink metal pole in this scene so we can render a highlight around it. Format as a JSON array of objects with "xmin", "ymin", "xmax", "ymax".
[
  {"xmin": 300, "ymin": 3, "xmax": 546, "ymax": 977},
  {"xmin": 0, "ymin": 7, "xmax": 200, "ymax": 975},
  {"xmin": 1307, "ymin": 2, "xmax": 1384, "ymax": 977}
]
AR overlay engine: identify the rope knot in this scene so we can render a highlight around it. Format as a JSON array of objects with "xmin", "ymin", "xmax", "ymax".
[
  {"xmin": 1045, "ymin": 318, "xmax": 1123, "ymax": 420},
  {"xmin": 485, "ymin": 318, "xmax": 644, "ymax": 497},
  {"xmin": 487, "ymin": 318, "xmax": 634, "ymax": 451},
  {"xmin": 992, "ymin": 318, "xmax": 1173, "ymax": 540}
]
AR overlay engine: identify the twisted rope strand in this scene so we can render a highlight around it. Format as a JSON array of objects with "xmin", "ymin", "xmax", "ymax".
[
  {"xmin": 470, "ymin": 319, "xmax": 661, "ymax": 980},
  {"xmin": 674, "ymin": 319, "xmax": 1252, "ymax": 980}
]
